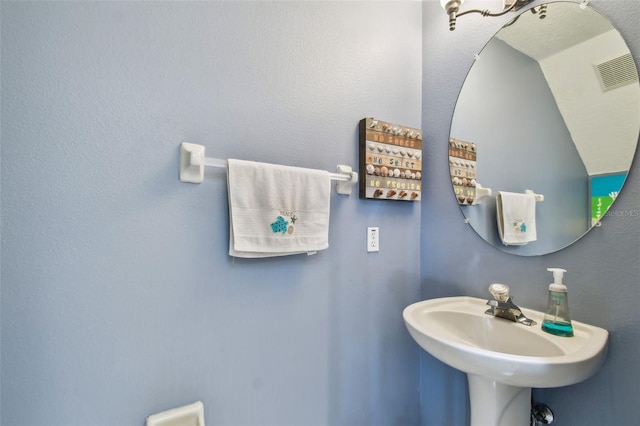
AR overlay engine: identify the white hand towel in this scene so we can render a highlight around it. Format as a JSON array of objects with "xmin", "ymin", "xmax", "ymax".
[
  {"xmin": 496, "ymin": 191, "xmax": 537, "ymax": 246},
  {"xmin": 227, "ymin": 159, "xmax": 331, "ymax": 258}
]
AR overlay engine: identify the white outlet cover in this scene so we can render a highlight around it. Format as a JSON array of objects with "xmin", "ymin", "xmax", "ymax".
[{"xmin": 367, "ymin": 227, "xmax": 379, "ymax": 252}]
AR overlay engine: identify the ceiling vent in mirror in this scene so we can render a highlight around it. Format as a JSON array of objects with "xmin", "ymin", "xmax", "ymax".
[{"xmin": 594, "ymin": 53, "xmax": 639, "ymax": 92}]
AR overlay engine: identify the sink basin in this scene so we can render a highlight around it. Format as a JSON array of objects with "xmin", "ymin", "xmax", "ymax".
[
  {"xmin": 403, "ymin": 296, "xmax": 608, "ymax": 388},
  {"xmin": 403, "ymin": 296, "xmax": 608, "ymax": 425}
]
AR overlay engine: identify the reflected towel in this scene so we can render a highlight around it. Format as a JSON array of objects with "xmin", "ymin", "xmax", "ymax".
[
  {"xmin": 227, "ymin": 159, "xmax": 331, "ymax": 258},
  {"xmin": 496, "ymin": 191, "xmax": 537, "ymax": 245}
]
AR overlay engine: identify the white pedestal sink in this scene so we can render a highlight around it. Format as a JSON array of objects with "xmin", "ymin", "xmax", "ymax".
[{"xmin": 403, "ymin": 296, "xmax": 608, "ymax": 426}]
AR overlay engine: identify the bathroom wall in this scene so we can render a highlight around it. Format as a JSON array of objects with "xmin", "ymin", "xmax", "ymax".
[
  {"xmin": 4, "ymin": 1, "xmax": 639, "ymax": 425},
  {"xmin": 421, "ymin": 1, "xmax": 640, "ymax": 425},
  {"xmin": 453, "ymin": 38, "xmax": 589, "ymax": 255},
  {"xmin": 0, "ymin": 2, "xmax": 422, "ymax": 425}
]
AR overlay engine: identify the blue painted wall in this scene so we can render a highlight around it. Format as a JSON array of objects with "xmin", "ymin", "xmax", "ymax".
[
  {"xmin": 2, "ymin": 1, "xmax": 639, "ymax": 425},
  {"xmin": 453, "ymin": 38, "xmax": 589, "ymax": 255},
  {"xmin": 422, "ymin": 1, "xmax": 640, "ymax": 425},
  {"xmin": 1, "ymin": 2, "xmax": 422, "ymax": 424}
]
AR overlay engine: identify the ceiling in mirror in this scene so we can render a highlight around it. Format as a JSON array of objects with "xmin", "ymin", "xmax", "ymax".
[{"xmin": 449, "ymin": 1, "xmax": 640, "ymax": 256}]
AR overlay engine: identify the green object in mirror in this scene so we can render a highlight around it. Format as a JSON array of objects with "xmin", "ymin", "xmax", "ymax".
[{"xmin": 449, "ymin": 1, "xmax": 639, "ymax": 256}]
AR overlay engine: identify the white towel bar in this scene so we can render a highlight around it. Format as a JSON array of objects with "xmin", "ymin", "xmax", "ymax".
[
  {"xmin": 179, "ymin": 142, "xmax": 359, "ymax": 195},
  {"xmin": 473, "ymin": 184, "xmax": 544, "ymax": 204}
]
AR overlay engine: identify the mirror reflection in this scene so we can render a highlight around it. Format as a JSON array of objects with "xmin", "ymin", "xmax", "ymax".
[{"xmin": 450, "ymin": 1, "xmax": 640, "ymax": 256}]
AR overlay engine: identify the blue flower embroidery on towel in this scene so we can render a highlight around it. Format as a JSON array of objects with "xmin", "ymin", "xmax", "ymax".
[
  {"xmin": 512, "ymin": 220, "xmax": 527, "ymax": 233},
  {"xmin": 271, "ymin": 216, "xmax": 289, "ymax": 234}
]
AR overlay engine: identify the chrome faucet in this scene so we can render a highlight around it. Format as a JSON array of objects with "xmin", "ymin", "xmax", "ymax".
[{"xmin": 485, "ymin": 283, "xmax": 537, "ymax": 326}]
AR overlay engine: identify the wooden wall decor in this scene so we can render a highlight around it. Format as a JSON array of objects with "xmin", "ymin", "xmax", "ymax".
[{"xmin": 359, "ymin": 117, "xmax": 422, "ymax": 201}]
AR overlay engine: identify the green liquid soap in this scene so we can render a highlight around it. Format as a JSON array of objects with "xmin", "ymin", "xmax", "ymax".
[{"xmin": 542, "ymin": 320, "xmax": 573, "ymax": 337}]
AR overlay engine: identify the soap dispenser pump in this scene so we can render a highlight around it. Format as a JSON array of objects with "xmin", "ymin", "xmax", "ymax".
[{"xmin": 542, "ymin": 268, "xmax": 574, "ymax": 337}]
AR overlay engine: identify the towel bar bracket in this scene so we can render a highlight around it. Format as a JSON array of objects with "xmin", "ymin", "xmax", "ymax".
[
  {"xmin": 474, "ymin": 182, "xmax": 492, "ymax": 204},
  {"xmin": 525, "ymin": 189, "xmax": 544, "ymax": 202},
  {"xmin": 179, "ymin": 142, "xmax": 359, "ymax": 195},
  {"xmin": 335, "ymin": 165, "xmax": 358, "ymax": 195},
  {"xmin": 180, "ymin": 142, "xmax": 206, "ymax": 183}
]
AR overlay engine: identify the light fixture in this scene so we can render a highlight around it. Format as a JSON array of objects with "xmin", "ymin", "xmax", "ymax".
[{"xmin": 440, "ymin": 0, "xmax": 536, "ymax": 31}]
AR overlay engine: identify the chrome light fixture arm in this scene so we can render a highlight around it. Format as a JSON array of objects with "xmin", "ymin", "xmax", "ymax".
[{"xmin": 442, "ymin": 0, "xmax": 535, "ymax": 31}]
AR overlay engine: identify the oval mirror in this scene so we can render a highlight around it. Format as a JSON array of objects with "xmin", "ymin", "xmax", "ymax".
[{"xmin": 449, "ymin": 1, "xmax": 640, "ymax": 256}]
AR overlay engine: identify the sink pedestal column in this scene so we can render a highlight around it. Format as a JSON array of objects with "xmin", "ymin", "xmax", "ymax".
[{"xmin": 467, "ymin": 374, "xmax": 530, "ymax": 426}]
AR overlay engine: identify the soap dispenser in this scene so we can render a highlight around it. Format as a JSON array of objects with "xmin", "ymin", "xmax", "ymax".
[{"xmin": 542, "ymin": 268, "xmax": 574, "ymax": 337}]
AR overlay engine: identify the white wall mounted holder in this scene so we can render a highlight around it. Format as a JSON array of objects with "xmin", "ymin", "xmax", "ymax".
[
  {"xmin": 179, "ymin": 142, "xmax": 359, "ymax": 195},
  {"xmin": 472, "ymin": 184, "xmax": 544, "ymax": 204},
  {"xmin": 474, "ymin": 182, "xmax": 492, "ymax": 203}
]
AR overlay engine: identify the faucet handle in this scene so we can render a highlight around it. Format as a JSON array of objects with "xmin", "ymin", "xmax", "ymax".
[{"xmin": 488, "ymin": 283, "xmax": 510, "ymax": 302}]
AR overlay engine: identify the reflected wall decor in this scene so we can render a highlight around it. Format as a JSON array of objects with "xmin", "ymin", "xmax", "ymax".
[{"xmin": 449, "ymin": 137, "xmax": 477, "ymax": 205}]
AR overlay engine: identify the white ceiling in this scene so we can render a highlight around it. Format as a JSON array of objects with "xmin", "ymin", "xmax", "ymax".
[
  {"xmin": 497, "ymin": 2, "xmax": 613, "ymax": 60},
  {"xmin": 495, "ymin": 1, "xmax": 639, "ymax": 175}
]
